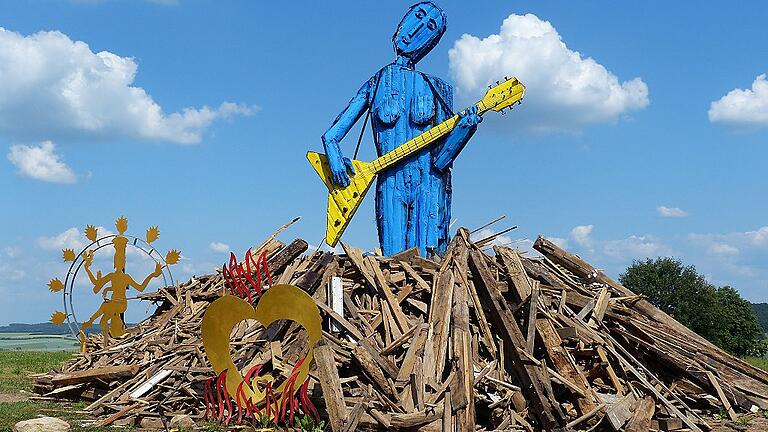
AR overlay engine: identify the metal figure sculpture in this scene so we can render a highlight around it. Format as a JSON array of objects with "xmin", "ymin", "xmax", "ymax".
[
  {"xmin": 48, "ymin": 216, "xmax": 180, "ymax": 349},
  {"xmin": 310, "ymin": 1, "xmax": 526, "ymax": 256}
]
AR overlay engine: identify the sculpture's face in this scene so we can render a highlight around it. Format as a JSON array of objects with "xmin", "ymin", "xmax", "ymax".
[{"xmin": 393, "ymin": 2, "xmax": 446, "ymax": 62}]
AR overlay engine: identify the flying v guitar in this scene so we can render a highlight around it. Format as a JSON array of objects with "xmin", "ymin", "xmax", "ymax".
[{"xmin": 307, "ymin": 76, "xmax": 525, "ymax": 248}]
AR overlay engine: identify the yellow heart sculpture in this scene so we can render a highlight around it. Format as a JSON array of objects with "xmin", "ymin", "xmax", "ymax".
[{"xmin": 201, "ymin": 284, "xmax": 322, "ymax": 409}]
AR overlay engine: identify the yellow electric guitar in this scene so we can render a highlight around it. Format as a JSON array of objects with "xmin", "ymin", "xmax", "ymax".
[{"xmin": 307, "ymin": 76, "xmax": 525, "ymax": 247}]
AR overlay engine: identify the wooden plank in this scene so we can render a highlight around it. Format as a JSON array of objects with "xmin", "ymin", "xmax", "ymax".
[
  {"xmin": 328, "ymin": 276, "xmax": 344, "ymax": 333},
  {"xmin": 605, "ymin": 393, "xmax": 636, "ymax": 430},
  {"xmin": 411, "ymin": 357, "xmax": 425, "ymax": 412},
  {"xmin": 395, "ymin": 324, "xmax": 428, "ymax": 383},
  {"xmin": 602, "ymin": 344, "xmax": 702, "ymax": 432},
  {"xmin": 358, "ymin": 338, "xmax": 399, "ymax": 379},
  {"xmin": 468, "ymin": 247, "xmax": 561, "ymax": 430},
  {"xmin": 593, "ymin": 287, "xmax": 611, "ymax": 323},
  {"xmin": 442, "ymin": 390, "xmax": 453, "ymax": 432},
  {"xmin": 625, "ymin": 396, "xmax": 655, "ymax": 432},
  {"xmin": 95, "ymin": 402, "xmax": 141, "ymax": 427},
  {"xmin": 428, "ymin": 267, "xmax": 454, "ymax": 386},
  {"xmin": 400, "ymin": 261, "xmax": 431, "ymax": 293},
  {"xmin": 390, "ymin": 401, "xmax": 444, "ymax": 428},
  {"xmin": 707, "ymin": 370, "xmax": 737, "ymax": 421},
  {"xmin": 390, "ymin": 246, "xmax": 420, "ymax": 263},
  {"xmin": 366, "ymin": 256, "xmax": 410, "ymax": 333},
  {"xmin": 537, "ymin": 318, "xmax": 597, "ymax": 415},
  {"xmin": 659, "ymin": 417, "xmax": 683, "ymax": 431},
  {"xmin": 596, "ymin": 345, "xmax": 625, "ymax": 395},
  {"xmin": 314, "ymin": 340, "xmax": 347, "ymax": 432},
  {"xmin": 51, "ymin": 365, "xmax": 139, "ymax": 386},
  {"xmin": 451, "ymin": 281, "xmax": 475, "ymax": 430},
  {"xmin": 525, "ymin": 283, "xmax": 540, "ymax": 354},
  {"xmin": 315, "ymin": 298, "xmax": 365, "ymax": 341},
  {"xmin": 353, "ymin": 344, "xmax": 396, "ymax": 398},
  {"xmin": 495, "ymin": 246, "xmax": 533, "ymax": 302},
  {"xmin": 129, "ymin": 369, "xmax": 172, "ymax": 398},
  {"xmin": 341, "ymin": 400, "xmax": 366, "ymax": 432}
]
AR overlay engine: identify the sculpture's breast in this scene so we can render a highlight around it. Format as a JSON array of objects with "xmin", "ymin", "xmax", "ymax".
[{"xmin": 372, "ymin": 65, "xmax": 437, "ymax": 155}]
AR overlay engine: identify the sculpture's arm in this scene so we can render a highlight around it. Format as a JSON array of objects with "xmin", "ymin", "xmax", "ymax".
[
  {"xmin": 83, "ymin": 251, "xmax": 107, "ymax": 293},
  {"xmin": 433, "ymin": 105, "xmax": 482, "ymax": 172},
  {"xmin": 101, "ymin": 286, "xmax": 113, "ymax": 299},
  {"xmin": 130, "ymin": 262, "xmax": 163, "ymax": 292},
  {"xmin": 321, "ymin": 78, "xmax": 373, "ymax": 187}
]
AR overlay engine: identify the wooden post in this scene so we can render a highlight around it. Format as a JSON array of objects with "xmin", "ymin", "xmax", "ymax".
[{"xmin": 315, "ymin": 340, "xmax": 347, "ymax": 432}]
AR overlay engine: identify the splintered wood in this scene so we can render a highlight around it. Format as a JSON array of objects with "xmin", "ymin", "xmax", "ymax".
[{"xmin": 33, "ymin": 230, "xmax": 768, "ymax": 431}]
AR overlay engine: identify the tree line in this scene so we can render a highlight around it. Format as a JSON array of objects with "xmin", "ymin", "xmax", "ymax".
[{"xmin": 620, "ymin": 257, "xmax": 766, "ymax": 357}]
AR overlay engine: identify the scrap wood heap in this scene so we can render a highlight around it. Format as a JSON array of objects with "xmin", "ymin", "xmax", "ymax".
[{"xmin": 32, "ymin": 227, "xmax": 768, "ymax": 431}]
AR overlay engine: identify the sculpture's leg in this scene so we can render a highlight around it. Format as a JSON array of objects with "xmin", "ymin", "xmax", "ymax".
[
  {"xmin": 376, "ymin": 176, "xmax": 407, "ymax": 256},
  {"xmin": 99, "ymin": 315, "xmax": 110, "ymax": 345},
  {"xmin": 408, "ymin": 180, "xmax": 432, "ymax": 258}
]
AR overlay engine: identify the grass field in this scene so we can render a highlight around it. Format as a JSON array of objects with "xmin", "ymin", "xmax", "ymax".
[
  {"xmin": 0, "ymin": 351, "xmax": 73, "ymax": 392},
  {"xmin": 745, "ymin": 356, "xmax": 768, "ymax": 372},
  {"xmin": 0, "ymin": 351, "xmax": 111, "ymax": 432}
]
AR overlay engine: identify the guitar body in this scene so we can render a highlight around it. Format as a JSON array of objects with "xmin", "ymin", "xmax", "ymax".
[{"xmin": 306, "ymin": 151, "xmax": 376, "ymax": 247}]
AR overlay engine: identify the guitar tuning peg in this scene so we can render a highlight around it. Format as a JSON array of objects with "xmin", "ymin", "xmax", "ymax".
[
  {"xmin": 496, "ymin": 80, "xmax": 500, "ymax": 85},
  {"xmin": 504, "ymin": 76, "xmax": 509, "ymax": 81},
  {"xmin": 488, "ymin": 84, "xmax": 492, "ymax": 89}
]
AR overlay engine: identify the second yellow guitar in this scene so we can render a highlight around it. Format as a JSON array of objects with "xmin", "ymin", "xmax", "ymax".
[{"xmin": 307, "ymin": 77, "xmax": 525, "ymax": 247}]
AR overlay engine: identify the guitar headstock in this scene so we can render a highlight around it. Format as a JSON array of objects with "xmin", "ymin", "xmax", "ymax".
[{"xmin": 481, "ymin": 77, "xmax": 525, "ymax": 112}]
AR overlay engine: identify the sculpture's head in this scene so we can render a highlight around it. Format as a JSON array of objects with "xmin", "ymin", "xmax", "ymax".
[
  {"xmin": 393, "ymin": 1, "xmax": 447, "ymax": 64},
  {"xmin": 112, "ymin": 235, "xmax": 128, "ymax": 271}
]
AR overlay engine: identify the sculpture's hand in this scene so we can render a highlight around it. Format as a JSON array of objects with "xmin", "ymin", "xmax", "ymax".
[
  {"xmin": 83, "ymin": 250, "xmax": 94, "ymax": 268},
  {"xmin": 457, "ymin": 105, "xmax": 482, "ymax": 129},
  {"xmin": 329, "ymin": 155, "xmax": 355, "ymax": 188},
  {"xmin": 152, "ymin": 262, "xmax": 163, "ymax": 277}
]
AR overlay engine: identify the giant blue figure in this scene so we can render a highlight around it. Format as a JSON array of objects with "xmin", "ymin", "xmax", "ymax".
[{"xmin": 322, "ymin": 1, "xmax": 481, "ymax": 257}]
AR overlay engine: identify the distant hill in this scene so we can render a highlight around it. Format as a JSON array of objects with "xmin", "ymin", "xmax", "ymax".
[
  {"xmin": 752, "ymin": 303, "xmax": 768, "ymax": 334},
  {"xmin": 0, "ymin": 322, "xmax": 101, "ymax": 335}
]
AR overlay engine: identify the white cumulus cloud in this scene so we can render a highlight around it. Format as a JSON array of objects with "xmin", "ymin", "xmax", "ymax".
[
  {"xmin": 548, "ymin": 224, "xmax": 671, "ymax": 263},
  {"xmin": 570, "ymin": 225, "xmax": 594, "ymax": 248},
  {"xmin": 656, "ymin": 206, "xmax": 688, "ymax": 218},
  {"xmin": 689, "ymin": 226, "xmax": 768, "ymax": 250},
  {"xmin": 7, "ymin": 141, "xmax": 76, "ymax": 183},
  {"xmin": 709, "ymin": 74, "xmax": 768, "ymax": 129},
  {"xmin": 708, "ymin": 243, "xmax": 739, "ymax": 256},
  {"xmin": 0, "ymin": 27, "xmax": 256, "ymax": 144},
  {"xmin": 448, "ymin": 13, "xmax": 649, "ymax": 132},
  {"xmin": 37, "ymin": 227, "xmax": 87, "ymax": 251},
  {"xmin": 208, "ymin": 242, "xmax": 230, "ymax": 254},
  {"xmin": 601, "ymin": 235, "xmax": 671, "ymax": 261}
]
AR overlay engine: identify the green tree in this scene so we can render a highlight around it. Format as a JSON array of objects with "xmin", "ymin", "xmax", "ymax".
[{"xmin": 620, "ymin": 257, "xmax": 765, "ymax": 357}]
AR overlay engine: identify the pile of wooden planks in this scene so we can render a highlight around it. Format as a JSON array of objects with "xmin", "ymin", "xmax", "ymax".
[{"xmin": 33, "ymin": 228, "xmax": 768, "ymax": 431}]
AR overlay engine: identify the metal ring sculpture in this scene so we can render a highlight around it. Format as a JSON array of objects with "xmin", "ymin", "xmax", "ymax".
[{"xmin": 59, "ymin": 234, "xmax": 176, "ymax": 340}]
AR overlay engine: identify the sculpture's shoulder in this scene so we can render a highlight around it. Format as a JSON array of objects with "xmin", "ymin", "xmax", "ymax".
[
  {"xmin": 420, "ymin": 73, "xmax": 454, "ymax": 111},
  {"xmin": 421, "ymin": 74, "xmax": 454, "ymax": 95}
]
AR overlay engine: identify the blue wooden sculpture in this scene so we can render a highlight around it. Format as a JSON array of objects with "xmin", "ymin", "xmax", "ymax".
[{"xmin": 320, "ymin": 2, "xmax": 482, "ymax": 257}]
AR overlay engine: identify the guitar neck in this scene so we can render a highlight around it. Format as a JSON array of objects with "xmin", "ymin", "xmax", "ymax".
[{"xmin": 370, "ymin": 99, "xmax": 491, "ymax": 173}]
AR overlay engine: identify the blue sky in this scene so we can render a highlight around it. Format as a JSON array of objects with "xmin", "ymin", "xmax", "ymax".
[{"xmin": 1, "ymin": 0, "xmax": 767, "ymax": 325}]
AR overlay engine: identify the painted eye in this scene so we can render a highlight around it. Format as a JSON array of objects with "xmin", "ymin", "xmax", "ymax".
[
  {"xmin": 427, "ymin": 20, "xmax": 437, "ymax": 30},
  {"xmin": 415, "ymin": 9, "xmax": 425, "ymax": 18}
]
